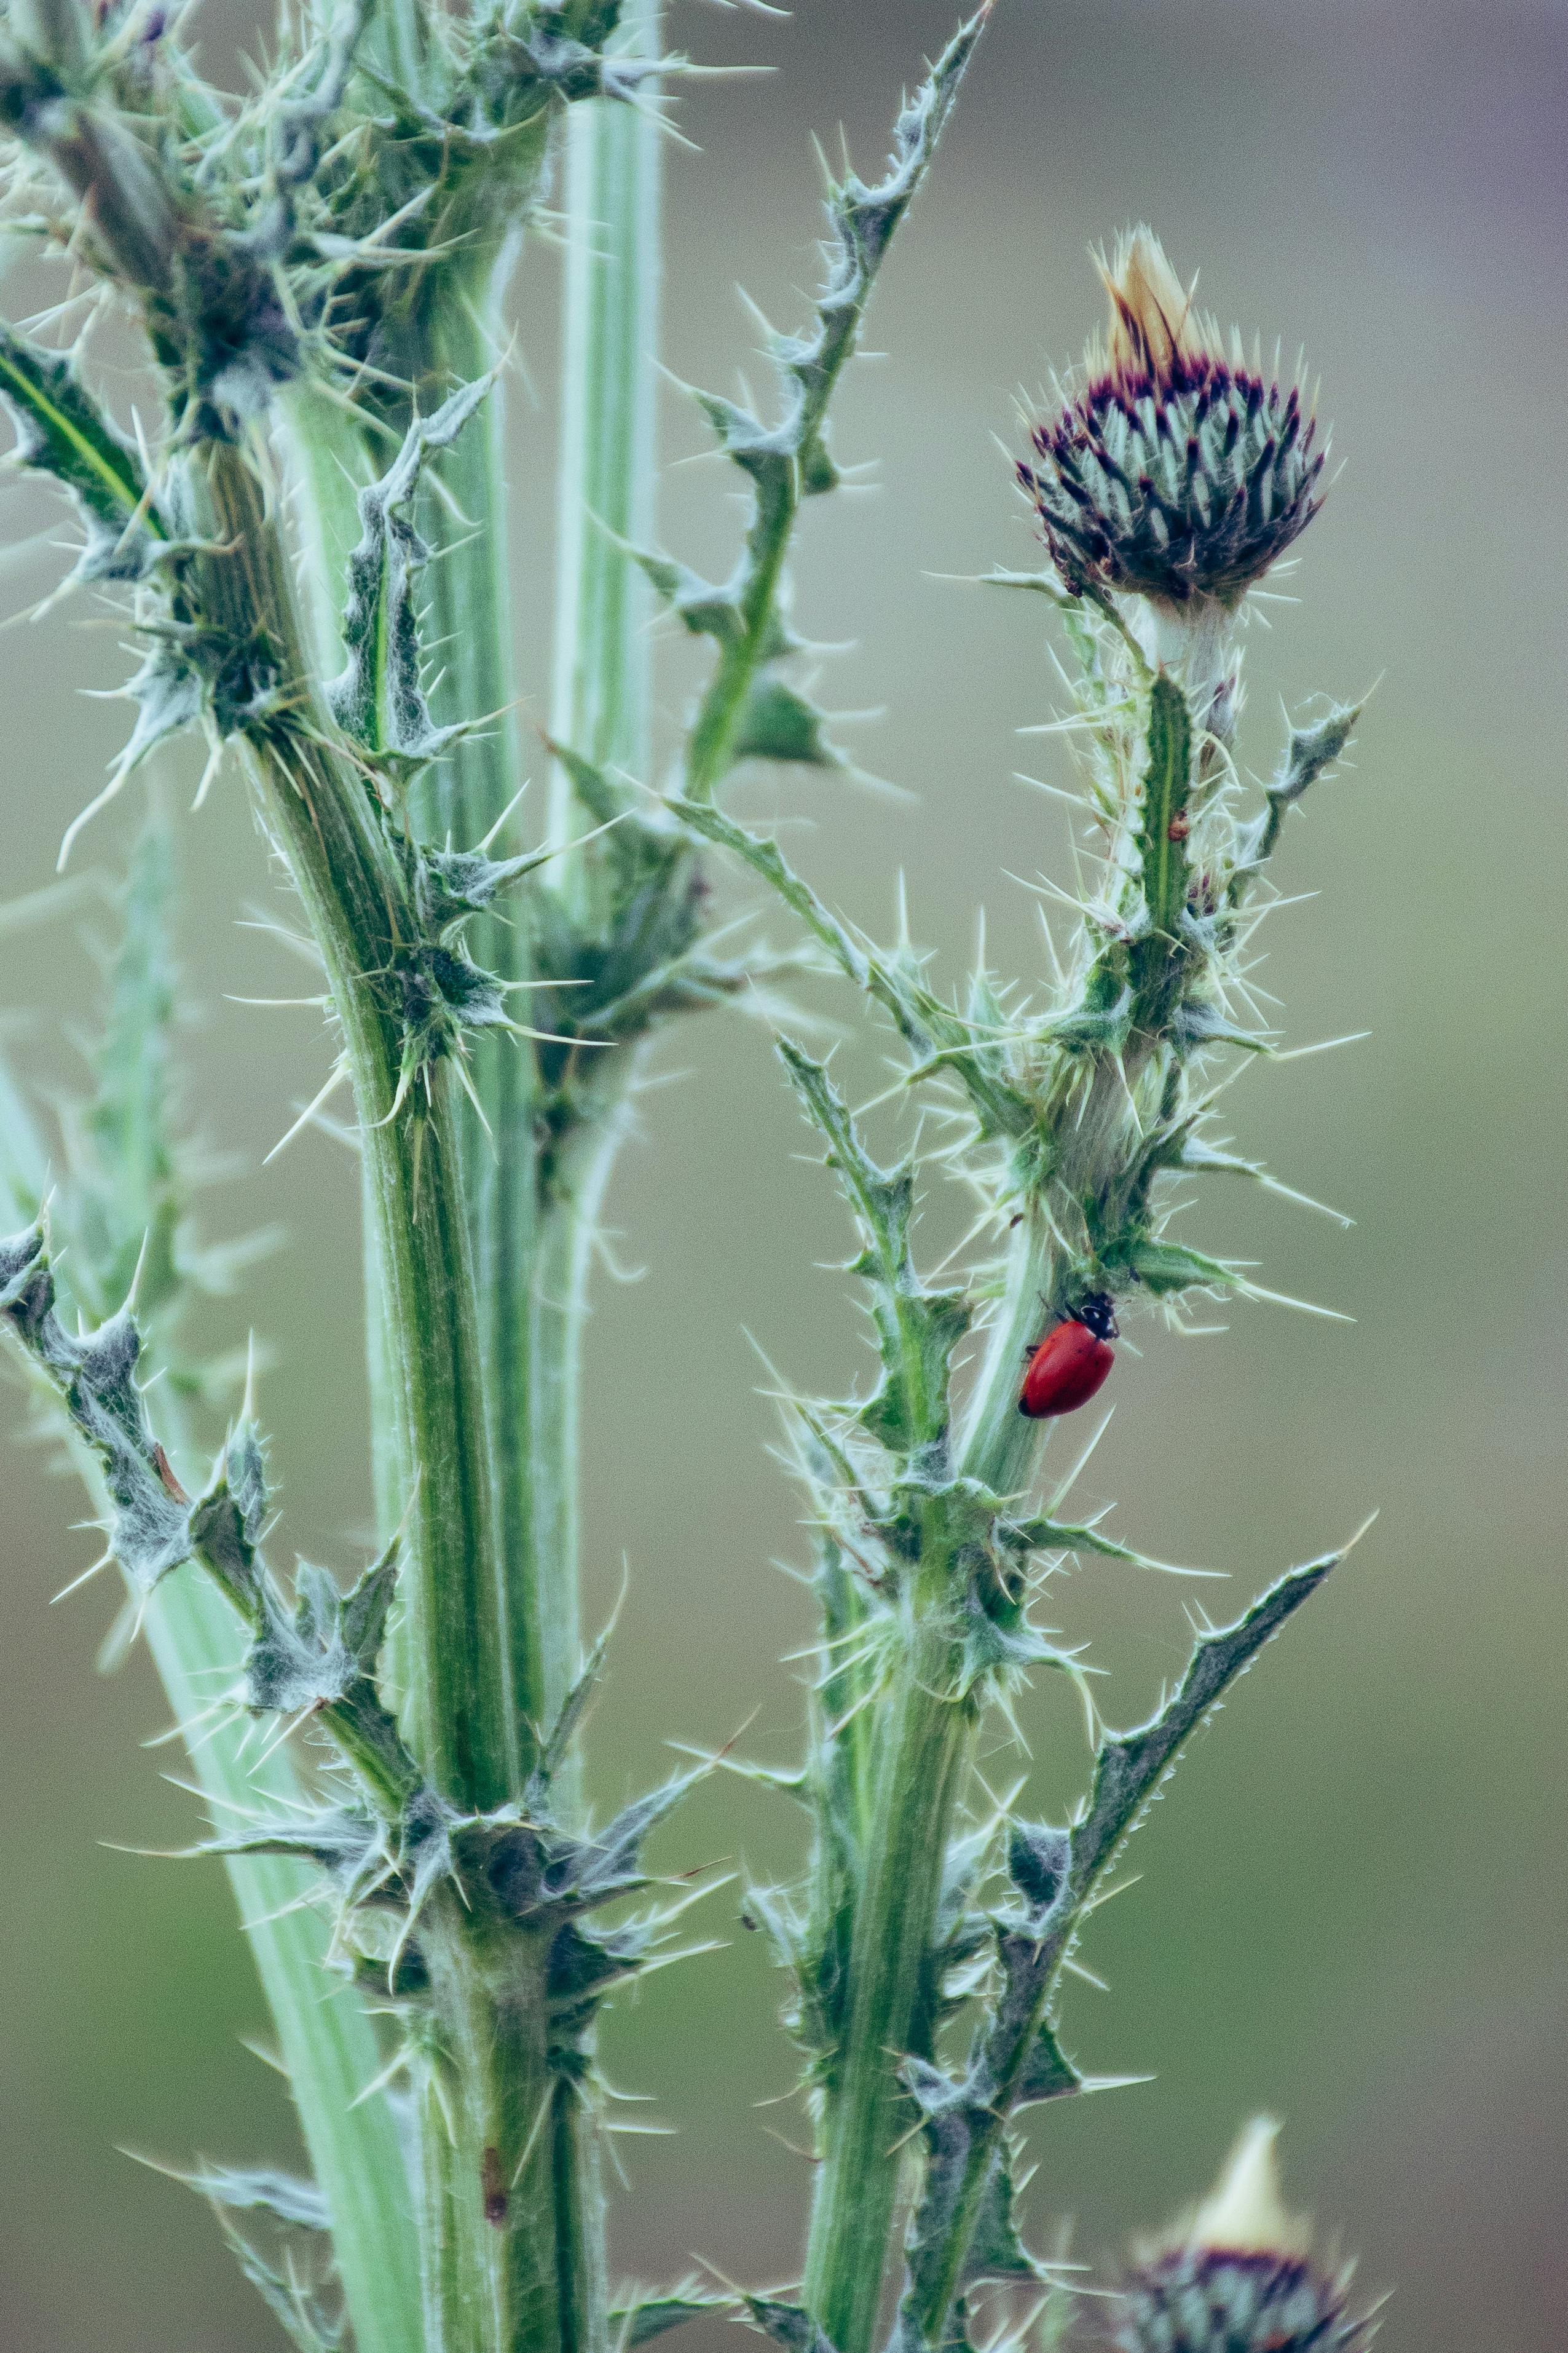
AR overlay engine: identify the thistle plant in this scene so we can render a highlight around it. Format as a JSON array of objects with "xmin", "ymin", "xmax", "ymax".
[{"xmin": 0, "ymin": 6, "xmax": 1384, "ymax": 2352}]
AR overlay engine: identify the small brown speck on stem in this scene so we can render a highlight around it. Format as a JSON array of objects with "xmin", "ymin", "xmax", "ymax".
[{"xmin": 151, "ymin": 1442, "xmax": 188, "ymax": 1503}]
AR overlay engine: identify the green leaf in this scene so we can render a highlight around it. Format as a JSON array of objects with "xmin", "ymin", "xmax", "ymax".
[
  {"xmin": 1001, "ymin": 1511, "xmax": 1177, "ymax": 1572},
  {"xmin": 1012, "ymin": 2018, "xmax": 1084, "ymax": 2107},
  {"xmin": 624, "ymin": 540, "xmax": 743, "ymax": 645},
  {"xmin": 1071, "ymin": 1550, "xmax": 1344, "ymax": 1886},
  {"xmin": 55, "ymin": 636, "xmax": 208, "ymax": 872},
  {"xmin": 187, "ymin": 1423, "xmax": 269, "ymax": 1617},
  {"xmin": 672, "ymin": 796, "xmax": 1034, "ymax": 1141},
  {"xmin": 1123, "ymin": 1236, "xmax": 1237, "ymax": 1295},
  {"xmin": 328, "ymin": 376, "xmax": 494, "ymax": 764},
  {"xmin": 532, "ymin": 1617, "xmax": 612, "ymax": 1791},
  {"xmin": 0, "ymin": 1219, "xmax": 419, "ymax": 1807},
  {"xmin": 960, "ymin": 2154, "xmax": 1041, "ymax": 2288},
  {"xmin": 0, "ymin": 1226, "xmax": 193, "ymax": 1596},
  {"xmin": 732, "ymin": 678, "xmax": 842, "ymax": 770},
  {"xmin": 216, "ymin": 2213, "xmax": 344, "ymax": 2353},
  {"xmin": 779, "ymin": 1041, "xmax": 968, "ymax": 1453},
  {"xmin": 675, "ymin": 7, "xmax": 990, "ymax": 801},
  {"xmin": 242, "ymin": 1534, "xmax": 405, "ymax": 1752},
  {"xmin": 0, "ymin": 321, "xmax": 162, "ymax": 580},
  {"xmin": 1272, "ymin": 698, "xmax": 1361, "ymax": 806},
  {"xmin": 610, "ymin": 2296, "xmax": 734, "ymax": 2349},
  {"xmin": 742, "ymin": 2296, "xmax": 837, "ymax": 2353},
  {"xmin": 171, "ymin": 2162, "xmax": 331, "ymax": 2232},
  {"xmin": 1232, "ymin": 695, "xmax": 1362, "ymax": 888}
]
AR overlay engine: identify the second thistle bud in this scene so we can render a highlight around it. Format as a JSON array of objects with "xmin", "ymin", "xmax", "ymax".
[
  {"xmin": 1112, "ymin": 2119, "xmax": 1379, "ymax": 2353},
  {"xmin": 1018, "ymin": 228, "xmax": 1326, "ymax": 609}
]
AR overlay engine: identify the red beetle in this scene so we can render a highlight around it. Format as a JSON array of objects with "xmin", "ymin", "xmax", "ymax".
[{"xmin": 1019, "ymin": 1293, "xmax": 1118, "ymax": 1418}]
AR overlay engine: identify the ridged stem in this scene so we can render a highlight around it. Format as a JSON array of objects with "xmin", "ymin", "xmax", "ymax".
[
  {"xmin": 548, "ymin": 0, "xmax": 661, "ymax": 890},
  {"xmin": 537, "ymin": 0, "xmax": 664, "ymax": 1777},
  {"xmin": 408, "ymin": 275, "xmax": 557, "ymax": 1765},
  {"xmin": 532, "ymin": 0, "xmax": 662, "ymax": 1789},
  {"xmin": 412, "ymin": 1908, "xmax": 566, "ymax": 2353},
  {"xmin": 524, "ymin": 1103, "xmax": 623, "ymax": 1789},
  {"xmin": 417, "ymin": 271, "xmax": 614, "ymax": 2353},
  {"xmin": 193, "ymin": 442, "xmax": 575, "ymax": 2353},
  {"xmin": 803, "ymin": 1611, "xmax": 973, "ymax": 2353},
  {"xmin": 195, "ymin": 440, "xmax": 513, "ymax": 1811},
  {"xmin": 805, "ymin": 1233, "xmax": 1059, "ymax": 2351},
  {"xmin": 285, "ymin": 172, "xmax": 624, "ymax": 2344}
]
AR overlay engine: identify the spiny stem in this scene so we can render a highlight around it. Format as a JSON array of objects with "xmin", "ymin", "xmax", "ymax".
[
  {"xmin": 192, "ymin": 437, "xmax": 579, "ymax": 2353},
  {"xmin": 406, "ymin": 280, "xmax": 553, "ymax": 1762},
  {"xmin": 191, "ymin": 441, "xmax": 511, "ymax": 1808},
  {"xmin": 802, "ymin": 1233, "xmax": 1055, "ymax": 2351},
  {"xmin": 414, "ymin": 1909, "xmax": 567, "ymax": 2353},
  {"xmin": 803, "ymin": 1609, "xmax": 974, "ymax": 2353}
]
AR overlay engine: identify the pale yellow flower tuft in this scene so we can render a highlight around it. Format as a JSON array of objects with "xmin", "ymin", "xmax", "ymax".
[
  {"xmin": 1185, "ymin": 2116, "xmax": 1313, "ymax": 2258},
  {"xmin": 1095, "ymin": 225, "xmax": 1213, "ymax": 392}
]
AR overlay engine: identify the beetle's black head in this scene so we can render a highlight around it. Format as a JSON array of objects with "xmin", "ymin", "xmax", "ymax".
[{"xmin": 1077, "ymin": 1291, "xmax": 1119, "ymax": 1341}]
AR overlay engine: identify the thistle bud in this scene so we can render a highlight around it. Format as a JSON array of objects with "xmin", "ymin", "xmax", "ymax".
[
  {"xmin": 1019, "ymin": 228, "xmax": 1326, "ymax": 609},
  {"xmin": 1111, "ymin": 2119, "xmax": 1379, "ymax": 2353}
]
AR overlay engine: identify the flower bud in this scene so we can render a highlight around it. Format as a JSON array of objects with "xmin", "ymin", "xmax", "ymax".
[
  {"xmin": 1111, "ymin": 2119, "xmax": 1379, "ymax": 2353},
  {"xmin": 1019, "ymin": 229, "xmax": 1326, "ymax": 609}
]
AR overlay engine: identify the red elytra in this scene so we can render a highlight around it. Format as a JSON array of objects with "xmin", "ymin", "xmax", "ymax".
[{"xmin": 1018, "ymin": 1319, "xmax": 1116, "ymax": 1418}]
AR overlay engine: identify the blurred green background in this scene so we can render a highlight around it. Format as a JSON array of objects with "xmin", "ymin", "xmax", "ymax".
[{"xmin": 1, "ymin": 1, "xmax": 1564, "ymax": 2346}]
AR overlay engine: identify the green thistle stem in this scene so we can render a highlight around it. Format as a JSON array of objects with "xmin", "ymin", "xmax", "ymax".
[
  {"xmin": 285, "ymin": 101, "xmax": 655, "ymax": 2333},
  {"xmin": 958, "ymin": 1207, "xmax": 1061, "ymax": 1498},
  {"xmin": 194, "ymin": 440, "xmax": 512, "ymax": 1808},
  {"xmin": 527, "ymin": 0, "xmax": 664, "ymax": 1781},
  {"xmin": 548, "ymin": 0, "xmax": 661, "ymax": 881},
  {"xmin": 410, "ymin": 278, "xmax": 556, "ymax": 1765},
  {"xmin": 192, "ymin": 441, "xmax": 577, "ymax": 2353},
  {"xmin": 413, "ymin": 1908, "xmax": 567, "ymax": 2353},
  {"xmin": 803, "ymin": 1604, "xmax": 974, "ymax": 2353},
  {"xmin": 803, "ymin": 1257, "xmax": 1058, "ymax": 2350},
  {"xmin": 524, "ymin": 1105, "xmax": 623, "ymax": 1793}
]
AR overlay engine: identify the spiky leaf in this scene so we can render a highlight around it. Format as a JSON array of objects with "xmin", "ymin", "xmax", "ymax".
[
  {"xmin": 328, "ymin": 377, "xmax": 493, "ymax": 763},
  {"xmin": 612, "ymin": 2298, "xmax": 734, "ymax": 2349},
  {"xmin": 893, "ymin": 1556, "xmax": 1347, "ymax": 2351},
  {"xmin": 673, "ymin": 797, "xmax": 1034, "ymax": 1141},
  {"xmin": 780, "ymin": 1041, "xmax": 969, "ymax": 1452},
  {"xmin": 0, "ymin": 1227, "xmax": 192, "ymax": 1594},
  {"xmin": 675, "ymin": 7, "xmax": 991, "ymax": 800},
  {"xmin": 1233, "ymin": 697, "xmax": 1362, "ymax": 887},
  {"xmin": 743, "ymin": 2298, "xmax": 837, "ymax": 2353},
  {"xmin": 731, "ymin": 678, "xmax": 842, "ymax": 770},
  {"xmin": 0, "ymin": 322, "xmax": 162, "ymax": 580},
  {"xmin": 179, "ymin": 2165, "xmax": 332, "ymax": 2231}
]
